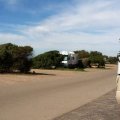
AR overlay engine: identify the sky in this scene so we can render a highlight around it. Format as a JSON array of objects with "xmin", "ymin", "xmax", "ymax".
[{"xmin": 0, "ymin": 0, "xmax": 120, "ymax": 56}]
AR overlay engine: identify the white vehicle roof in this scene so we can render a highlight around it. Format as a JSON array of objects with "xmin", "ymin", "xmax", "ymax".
[{"xmin": 60, "ymin": 51, "xmax": 75, "ymax": 55}]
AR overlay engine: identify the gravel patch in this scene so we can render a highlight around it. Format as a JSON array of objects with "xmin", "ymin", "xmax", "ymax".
[{"xmin": 54, "ymin": 90, "xmax": 120, "ymax": 120}]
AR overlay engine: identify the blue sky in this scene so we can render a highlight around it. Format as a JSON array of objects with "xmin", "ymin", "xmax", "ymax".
[{"xmin": 0, "ymin": 0, "xmax": 120, "ymax": 56}]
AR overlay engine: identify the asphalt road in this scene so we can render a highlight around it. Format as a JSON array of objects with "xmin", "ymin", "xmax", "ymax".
[
  {"xmin": 0, "ymin": 68, "xmax": 117, "ymax": 120},
  {"xmin": 54, "ymin": 90, "xmax": 120, "ymax": 120}
]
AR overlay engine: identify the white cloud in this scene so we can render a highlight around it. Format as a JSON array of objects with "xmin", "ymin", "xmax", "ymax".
[
  {"xmin": 0, "ymin": 0, "xmax": 120, "ymax": 56},
  {"xmin": 23, "ymin": 0, "xmax": 120, "ymax": 34},
  {"xmin": 0, "ymin": 33, "xmax": 26, "ymax": 44}
]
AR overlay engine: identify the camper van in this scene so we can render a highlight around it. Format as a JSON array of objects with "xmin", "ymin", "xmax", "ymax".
[{"xmin": 60, "ymin": 51, "xmax": 80, "ymax": 68}]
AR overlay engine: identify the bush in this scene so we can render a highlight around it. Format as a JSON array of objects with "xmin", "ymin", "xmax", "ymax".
[
  {"xmin": 89, "ymin": 51, "xmax": 105, "ymax": 68},
  {"xmin": 0, "ymin": 43, "xmax": 33, "ymax": 73},
  {"xmin": 108, "ymin": 57, "xmax": 117, "ymax": 64},
  {"xmin": 32, "ymin": 50, "xmax": 63, "ymax": 69}
]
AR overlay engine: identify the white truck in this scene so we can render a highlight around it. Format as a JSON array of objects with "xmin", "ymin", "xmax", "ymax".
[
  {"xmin": 60, "ymin": 51, "xmax": 80, "ymax": 68},
  {"xmin": 116, "ymin": 53, "xmax": 120, "ymax": 104}
]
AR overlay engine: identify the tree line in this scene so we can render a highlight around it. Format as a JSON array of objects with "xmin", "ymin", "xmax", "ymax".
[{"xmin": 0, "ymin": 43, "xmax": 117, "ymax": 73}]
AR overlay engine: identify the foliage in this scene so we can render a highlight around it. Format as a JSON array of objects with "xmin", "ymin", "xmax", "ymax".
[
  {"xmin": 0, "ymin": 48, "xmax": 13, "ymax": 72},
  {"xmin": 32, "ymin": 50, "xmax": 63, "ymax": 69},
  {"xmin": 74, "ymin": 50, "xmax": 90, "ymax": 68},
  {"xmin": 82, "ymin": 58, "xmax": 91, "ymax": 68},
  {"xmin": 74, "ymin": 50, "xmax": 90, "ymax": 59},
  {"xmin": 0, "ymin": 43, "xmax": 33, "ymax": 73},
  {"xmin": 89, "ymin": 51, "xmax": 105, "ymax": 68},
  {"xmin": 108, "ymin": 57, "xmax": 117, "ymax": 64}
]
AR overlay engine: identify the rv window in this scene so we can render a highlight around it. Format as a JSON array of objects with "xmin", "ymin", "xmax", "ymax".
[{"xmin": 64, "ymin": 56, "xmax": 68, "ymax": 61}]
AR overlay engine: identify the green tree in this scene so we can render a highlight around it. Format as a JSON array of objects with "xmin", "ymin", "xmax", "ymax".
[
  {"xmin": 33, "ymin": 50, "xmax": 63, "ymax": 69},
  {"xmin": 74, "ymin": 50, "xmax": 89, "ymax": 59},
  {"xmin": 0, "ymin": 48, "xmax": 13, "ymax": 72},
  {"xmin": 11, "ymin": 46, "xmax": 33, "ymax": 73},
  {"xmin": 89, "ymin": 51, "xmax": 105, "ymax": 68},
  {"xmin": 74, "ymin": 50, "xmax": 90, "ymax": 67},
  {"xmin": 108, "ymin": 57, "xmax": 117, "ymax": 64},
  {"xmin": 0, "ymin": 43, "xmax": 33, "ymax": 73}
]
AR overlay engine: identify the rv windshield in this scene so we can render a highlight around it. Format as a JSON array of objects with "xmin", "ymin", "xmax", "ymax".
[{"xmin": 64, "ymin": 56, "xmax": 68, "ymax": 61}]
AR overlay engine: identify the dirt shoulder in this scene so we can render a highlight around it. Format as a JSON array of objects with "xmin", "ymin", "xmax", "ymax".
[
  {"xmin": 0, "ymin": 64, "xmax": 117, "ymax": 85},
  {"xmin": 54, "ymin": 90, "xmax": 120, "ymax": 120}
]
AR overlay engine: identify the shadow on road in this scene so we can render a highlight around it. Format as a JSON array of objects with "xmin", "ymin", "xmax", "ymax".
[{"xmin": 0, "ymin": 72, "xmax": 56, "ymax": 76}]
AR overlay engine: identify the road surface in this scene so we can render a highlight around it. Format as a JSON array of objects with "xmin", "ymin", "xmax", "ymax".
[
  {"xmin": 54, "ymin": 90, "xmax": 120, "ymax": 120},
  {"xmin": 0, "ymin": 67, "xmax": 117, "ymax": 120}
]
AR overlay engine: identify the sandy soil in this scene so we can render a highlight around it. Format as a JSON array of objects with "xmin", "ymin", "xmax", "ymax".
[{"xmin": 0, "ymin": 64, "xmax": 116, "ymax": 85}]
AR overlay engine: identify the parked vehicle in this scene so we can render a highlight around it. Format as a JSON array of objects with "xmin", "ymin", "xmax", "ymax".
[
  {"xmin": 116, "ymin": 53, "xmax": 120, "ymax": 104},
  {"xmin": 60, "ymin": 51, "xmax": 81, "ymax": 68}
]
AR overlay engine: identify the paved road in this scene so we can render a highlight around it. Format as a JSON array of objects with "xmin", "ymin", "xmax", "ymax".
[
  {"xmin": 54, "ymin": 90, "xmax": 120, "ymax": 120},
  {"xmin": 0, "ymin": 68, "xmax": 117, "ymax": 120}
]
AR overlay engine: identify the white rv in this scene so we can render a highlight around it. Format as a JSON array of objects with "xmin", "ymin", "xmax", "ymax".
[
  {"xmin": 60, "ymin": 51, "xmax": 79, "ymax": 68},
  {"xmin": 116, "ymin": 53, "xmax": 120, "ymax": 104}
]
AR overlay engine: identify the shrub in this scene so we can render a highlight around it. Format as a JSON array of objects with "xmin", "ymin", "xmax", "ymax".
[
  {"xmin": 32, "ymin": 50, "xmax": 63, "ymax": 69},
  {"xmin": 0, "ymin": 43, "xmax": 33, "ymax": 73}
]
